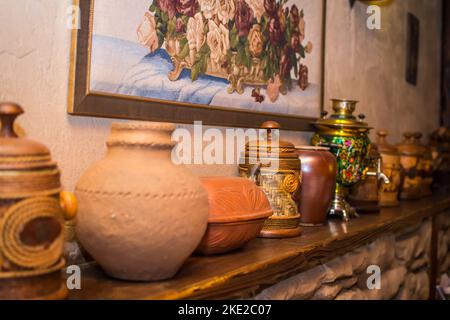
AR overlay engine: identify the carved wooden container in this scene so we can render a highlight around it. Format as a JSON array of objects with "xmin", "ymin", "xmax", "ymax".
[
  {"xmin": 0, "ymin": 103, "xmax": 76, "ymax": 300},
  {"xmin": 239, "ymin": 121, "xmax": 302, "ymax": 238},
  {"xmin": 196, "ymin": 177, "xmax": 272, "ymax": 255}
]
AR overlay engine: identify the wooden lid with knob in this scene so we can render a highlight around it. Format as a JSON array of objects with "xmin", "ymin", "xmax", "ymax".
[
  {"xmin": 0, "ymin": 103, "xmax": 51, "ymax": 162},
  {"xmin": 0, "ymin": 102, "xmax": 61, "ymax": 198},
  {"xmin": 375, "ymin": 130, "xmax": 399, "ymax": 156}
]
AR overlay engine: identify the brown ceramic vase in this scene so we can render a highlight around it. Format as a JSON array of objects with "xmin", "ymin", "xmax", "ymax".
[
  {"xmin": 75, "ymin": 121, "xmax": 209, "ymax": 281},
  {"xmin": 294, "ymin": 146, "xmax": 337, "ymax": 226},
  {"xmin": 196, "ymin": 177, "xmax": 272, "ymax": 255}
]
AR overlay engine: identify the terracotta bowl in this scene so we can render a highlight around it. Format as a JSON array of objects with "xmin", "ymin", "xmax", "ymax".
[{"xmin": 196, "ymin": 177, "xmax": 273, "ymax": 255}]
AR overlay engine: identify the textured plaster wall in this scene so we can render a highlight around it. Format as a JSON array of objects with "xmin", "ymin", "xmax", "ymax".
[{"xmin": 0, "ymin": 0, "xmax": 442, "ymax": 190}]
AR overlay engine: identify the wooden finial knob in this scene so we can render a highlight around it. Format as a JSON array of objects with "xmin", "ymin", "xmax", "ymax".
[
  {"xmin": 377, "ymin": 129, "xmax": 388, "ymax": 138},
  {"xmin": 0, "ymin": 102, "xmax": 24, "ymax": 138},
  {"xmin": 261, "ymin": 121, "xmax": 281, "ymax": 130}
]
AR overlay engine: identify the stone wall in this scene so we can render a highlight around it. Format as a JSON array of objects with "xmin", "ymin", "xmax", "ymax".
[
  {"xmin": 254, "ymin": 219, "xmax": 432, "ymax": 300},
  {"xmin": 438, "ymin": 211, "xmax": 450, "ymax": 282}
]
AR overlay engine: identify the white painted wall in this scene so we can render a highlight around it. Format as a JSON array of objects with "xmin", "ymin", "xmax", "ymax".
[{"xmin": 0, "ymin": 0, "xmax": 442, "ymax": 191}]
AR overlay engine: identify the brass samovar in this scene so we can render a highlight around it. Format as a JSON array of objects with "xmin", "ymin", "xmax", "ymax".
[{"xmin": 312, "ymin": 99, "xmax": 376, "ymax": 221}]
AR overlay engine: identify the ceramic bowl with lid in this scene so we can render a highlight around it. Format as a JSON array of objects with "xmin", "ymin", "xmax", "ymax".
[{"xmin": 196, "ymin": 177, "xmax": 272, "ymax": 255}]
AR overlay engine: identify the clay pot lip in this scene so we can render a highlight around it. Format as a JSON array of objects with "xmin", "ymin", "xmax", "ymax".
[
  {"xmin": 294, "ymin": 146, "xmax": 330, "ymax": 152},
  {"xmin": 207, "ymin": 209, "xmax": 273, "ymax": 224}
]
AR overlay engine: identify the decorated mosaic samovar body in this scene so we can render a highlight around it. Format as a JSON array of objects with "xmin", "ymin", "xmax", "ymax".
[
  {"xmin": 312, "ymin": 99, "xmax": 372, "ymax": 221},
  {"xmin": 0, "ymin": 103, "xmax": 77, "ymax": 300}
]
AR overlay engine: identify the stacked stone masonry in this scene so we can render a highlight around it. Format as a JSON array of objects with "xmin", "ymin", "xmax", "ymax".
[
  {"xmin": 254, "ymin": 219, "xmax": 433, "ymax": 300},
  {"xmin": 438, "ymin": 211, "xmax": 450, "ymax": 284}
]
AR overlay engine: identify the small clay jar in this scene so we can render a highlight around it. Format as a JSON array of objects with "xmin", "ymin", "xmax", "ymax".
[
  {"xmin": 75, "ymin": 121, "xmax": 209, "ymax": 281},
  {"xmin": 396, "ymin": 132, "xmax": 423, "ymax": 200},
  {"xmin": 375, "ymin": 130, "xmax": 402, "ymax": 207},
  {"xmin": 294, "ymin": 146, "xmax": 337, "ymax": 226},
  {"xmin": 413, "ymin": 133, "xmax": 433, "ymax": 198},
  {"xmin": 196, "ymin": 177, "xmax": 272, "ymax": 255}
]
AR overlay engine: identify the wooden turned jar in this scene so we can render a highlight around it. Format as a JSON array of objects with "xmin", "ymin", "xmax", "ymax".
[
  {"xmin": 375, "ymin": 130, "xmax": 403, "ymax": 207},
  {"xmin": 413, "ymin": 133, "xmax": 433, "ymax": 198},
  {"xmin": 396, "ymin": 132, "xmax": 423, "ymax": 200},
  {"xmin": 239, "ymin": 121, "xmax": 302, "ymax": 238},
  {"xmin": 0, "ymin": 103, "xmax": 76, "ymax": 300}
]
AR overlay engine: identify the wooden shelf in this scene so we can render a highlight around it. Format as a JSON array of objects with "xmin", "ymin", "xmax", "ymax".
[{"xmin": 69, "ymin": 191, "xmax": 450, "ymax": 300}]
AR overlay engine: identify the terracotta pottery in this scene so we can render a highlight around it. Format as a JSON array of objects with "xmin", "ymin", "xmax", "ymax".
[
  {"xmin": 413, "ymin": 133, "xmax": 433, "ymax": 198},
  {"xmin": 0, "ymin": 103, "xmax": 77, "ymax": 300},
  {"xmin": 375, "ymin": 130, "xmax": 403, "ymax": 207},
  {"xmin": 196, "ymin": 177, "xmax": 272, "ymax": 255},
  {"xmin": 75, "ymin": 122, "xmax": 209, "ymax": 281},
  {"xmin": 239, "ymin": 121, "xmax": 302, "ymax": 238},
  {"xmin": 294, "ymin": 146, "xmax": 337, "ymax": 226},
  {"xmin": 396, "ymin": 132, "xmax": 423, "ymax": 200}
]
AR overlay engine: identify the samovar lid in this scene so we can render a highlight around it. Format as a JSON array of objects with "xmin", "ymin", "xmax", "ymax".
[
  {"xmin": 314, "ymin": 99, "xmax": 371, "ymax": 130},
  {"xmin": 375, "ymin": 130, "xmax": 400, "ymax": 156}
]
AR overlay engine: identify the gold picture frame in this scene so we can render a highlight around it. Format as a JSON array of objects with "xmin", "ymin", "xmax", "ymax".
[{"xmin": 68, "ymin": 0, "xmax": 327, "ymax": 131}]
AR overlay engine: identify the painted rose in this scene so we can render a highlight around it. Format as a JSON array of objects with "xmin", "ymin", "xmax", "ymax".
[
  {"xmin": 137, "ymin": 12, "xmax": 159, "ymax": 53},
  {"xmin": 268, "ymin": 17, "xmax": 282, "ymax": 45},
  {"xmin": 207, "ymin": 20, "xmax": 230, "ymax": 70},
  {"xmin": 245, "ymin": 0, "xmax": 265, "ymax": 22},
  {"xmin": 298, "ymin": 64, "xmax": 309, "ymax": 90},
  {"xmin": 198, "ymin": 0, "xmax": 219, "ymax": 19},
  {"xmin": 280, "ymin": 46, "xmax": 292, "ymax": 80},
  {"xmin": 267, "ymin": 74, "xmax": 282, "ymax": 102},
  {"xmin": 235, "ymin": 0, "xmax": 254, "ymax": 37},
  {"xmin": 299, "ymin": 17, "xmax": 306, "ymax": 43},
  {"xmin": 187, "ymin": 13, "xmax": 205, "ymax": 62},
  {"xmin": 290, "ymin": 5, "xmax": 300, "ymax": 28},
  {"xmin": 248, "ymin": 24, "xmax": 264, "ymax": 57},
  {"xmin": 176, "ymin": 0, "xmax": 198, "ymax": 17},
  {"xmin": 305, "ymin": 41, "xmax": 313, "ymax": 54},
  {"xmin": 264, "ymin": 0, "xmax": 277, "ymax": 17},
  {"xmin": 217, "ymin": 0, "xmax": 236, "ymax": 24},
  {"xmin": 157, "ymin": 0, "xmax": 177, "ymax": 19}
]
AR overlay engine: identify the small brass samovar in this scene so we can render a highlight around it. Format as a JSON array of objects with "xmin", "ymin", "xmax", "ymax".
[{"xmin": 312, "ymin": 99, "xmax": 373, "ymax": 221}]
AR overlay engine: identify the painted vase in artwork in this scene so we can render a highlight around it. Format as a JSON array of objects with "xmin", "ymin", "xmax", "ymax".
[
  {"xmin": 138, "ymin": 0, "xmax": 314, "ymax": 101},
  {"xmin": 294, "ymin": 146, "xmax": 337, "ymax": 226},
  {"xmin": 75, "ymin": 122, "xmax": 209, "ymax": 281}
]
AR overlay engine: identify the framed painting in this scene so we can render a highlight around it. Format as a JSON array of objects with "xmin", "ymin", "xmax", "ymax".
[{"xmin": 69, "ymin": 0, "xmax": 326, "ymax": 130}]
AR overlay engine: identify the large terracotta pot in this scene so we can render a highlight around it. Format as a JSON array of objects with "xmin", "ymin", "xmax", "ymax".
[
  {"xmin": 294, "ymin": 146, "xmax": 337, "ymax": 226},
  {"xmin": 75, "ymin": 122, "xmax": 209, "ymax": 281}
]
